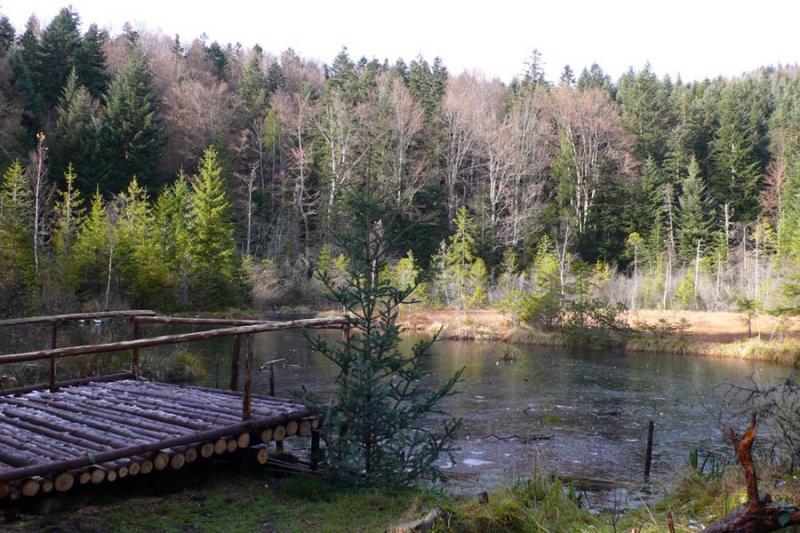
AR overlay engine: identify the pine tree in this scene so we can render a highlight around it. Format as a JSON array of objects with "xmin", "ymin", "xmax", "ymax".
[
  {"xmin": 676, "ymin": 156, "xmax": 713, "ymax": 261},
  {"xmin": 53, "ymin": 68, "xmax": 98, "ymax": 187},
  {"xmin": 35, "ymin": 7, "xmax": 82, "ymax": 109},
  {"xmin": 205, "ymin": 41, "xmax": 227, "ymax": 80},
  {"xmin": 434, "ymin": 207, "xmax": 487, "ymax": 308},
  {"xmin": 559, "ymin": 65, "xmax": 575, "ymax": 87},
  {"xmin": 189, "ymin": 147, "xmax": 246, "ymax": 308},
  {"xmin": 75, "ymin": 23, "xmax": 108, "ymax": 97},
  {"xmin": 97, "ymin": 45, "xmax": 161, "ymax": 192}
]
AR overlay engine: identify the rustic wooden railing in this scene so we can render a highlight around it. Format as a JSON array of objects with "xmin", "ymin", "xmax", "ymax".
[{"xmin": 0, "ymin": 313, "xmax": 350, "ymax": 422}]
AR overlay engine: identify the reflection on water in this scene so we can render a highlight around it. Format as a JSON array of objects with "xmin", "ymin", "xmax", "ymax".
[{"xmin": 145, "ymin": 325, "xmax": 790, "ymax": 502}]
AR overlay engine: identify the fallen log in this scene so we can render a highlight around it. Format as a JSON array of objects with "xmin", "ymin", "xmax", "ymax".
[{"xmin": 704, "ymin": 414, "xmax": 800, "ymax": 532}]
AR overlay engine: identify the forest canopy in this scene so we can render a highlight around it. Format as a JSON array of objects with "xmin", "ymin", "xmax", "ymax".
[{"xmin": 1, "ymin": 6, "xmax": 800, "ymax": 316}]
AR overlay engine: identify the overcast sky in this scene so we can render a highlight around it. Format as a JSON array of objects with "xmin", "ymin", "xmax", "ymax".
[{"xmin": 5, "ymin": 0, "xmax": 798, "ymax": 83}]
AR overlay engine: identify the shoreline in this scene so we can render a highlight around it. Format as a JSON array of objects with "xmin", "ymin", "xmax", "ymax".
[{"xmin": 396, "ymin": 308, "xmax": 800, "ymax": 367}]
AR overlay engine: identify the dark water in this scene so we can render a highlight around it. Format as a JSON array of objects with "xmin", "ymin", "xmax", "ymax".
[{"xmin": 176, "ymin": 328, "xmax": 791, "ymax": 503}]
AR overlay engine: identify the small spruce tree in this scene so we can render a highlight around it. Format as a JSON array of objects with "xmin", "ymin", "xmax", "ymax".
[{"xmin": 303, "ymin": 184, "xmax": 462, "ymax": 486}]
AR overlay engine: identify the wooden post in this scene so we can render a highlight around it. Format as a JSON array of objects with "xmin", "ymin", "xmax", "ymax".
[
  {"xmin": 311, "ymin": 430, "xmax": 321, "ymax": 470},
  {"xmin": 644, "ymin": 420, "xmax": 655, "ymax": 481},
  {"xmin": 131, "ymin": 320, "xmax": 141, "ymax": 378},
  {"xmin": 229, "ymin": 335, "xmax": 241, "ymax": 391},
  {"xmin": 269, "ymin": 362, "xmax": 275, "ymax": 396},
  {"xmin": 49, "ymin": 322, "xmax": 58, "ymax": 391},
  {"xmin": 241, "ymin": 334, "xmax": 254, "ymax": 421}
]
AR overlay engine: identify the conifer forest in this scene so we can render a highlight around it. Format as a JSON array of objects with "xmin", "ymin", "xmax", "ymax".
[{"xmin": 1, "ymin": 6, "xmax": 800, "ymax": 320}]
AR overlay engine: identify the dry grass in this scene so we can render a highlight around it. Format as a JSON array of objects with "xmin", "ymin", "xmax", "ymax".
[{"xmin": 629, "ymin": 309, "xmax": 800, "ymax": 343}]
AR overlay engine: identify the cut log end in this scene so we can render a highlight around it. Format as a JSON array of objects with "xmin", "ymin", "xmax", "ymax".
[
  {"xmin": 226, "ymin": 439, "xmax": 238, "ymax": 453},
  {"xmin": 260, "ymin": 428, "xmax": 273, "ymax": 443},
  {"xmin": 78, "ymin": 471, "xmax": 91, "ymax": 485},
  {"xmin": 237, "ymin": 432, "xmax": 251, "ymax": 449},
  {"xmin": 140, "ymin": 460, "xmax": 153, "ymax": 475},
  {"xmin": 273, "ymin": 425, "xmax": 286, "ymax": 442},
  {"xmin": 54, "ymin": 471, "xmax": 74, "ymax": 492},
  {"xmin": 106, "ymin": 469, "xmax": 117, "ymax": 482},
  {"xmin": 200, "ymin": 443, "xmax": 214, "ymax": 459},
  {"xmin": 286, "ymin": 420, "xmax": 299, "ymax": 436},
  {"xmin": 128, "ymin": 461, "xmax": 141, "ymax": 476},
  {"xmin": 153, "ymin": 452, "xmax": 169, "ymax": 471},
  {"xmin": 299, "ymin": 420, "xmax": 312, "ymax": 437},
  {"xmin": 169, "ymin": 452, "xmax": 185, "ymax": 470},
  {"xmin": 213, "ymin": 438, "xmax": 227, "ymax": 455},
  {"xmin": 256, "ymin": 447, "xmax": 269, "ymax": 465},
  {"xmin": 21, "ymin": 478, "xmax": 40, "ymax": 498},
  {"xmin": 185, "ymin": 447, "xmax": 198, "ymax": 464}
]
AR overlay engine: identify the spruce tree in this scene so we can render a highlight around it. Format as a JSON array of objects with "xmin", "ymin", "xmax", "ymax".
[
  {"xmin": 237, "ymin": 53, "xmax": 268, "ymax": 118},
  {"xmin": 10, "ymin": 17, "xmax": 43, "ymax": 132},
  {"xmin": 35, "ymin": 7, "xmax": 82, "ymax": 109},
  {"xmin": 53, "ymin": 69, "xmax": 98, "ymax": 188},
  {"xmin": 70, "ymin": 188, "xmax": 111, "ymax": 300},
  {"xmin": 677, "ymin": 157, "xmax": 713, "ymax": 261},
  {"xmin": 0, "ymin": 16, "xmax": 14, "ymax": 55},
  {"xmin": 154, "ymin": 174, "xmax": 193, "ymax": 307},
  {"xmin": 709, "ymin": 81, "xmax": 769, "ymax": 221},
  {"xmin": 189, "ymin": 147, "xmax": 246, "ymax": 308},
  {"xmin": 97, "ymin": 45, "xmax": 161, "ymax": 192},
  {"xmin": 52, "ymin": 164, "xmax": 85, "ymax": 272},
  {"xmin": 75, "ymin": 23, "xmax": 108, "ymax": 97},
  {"xmin": 0, "ymin": 161, "xmax": 36, "ymax": 310},
  {"xmin": 115, "ymin": 177, "xmax": 168, "ymax": 307}
]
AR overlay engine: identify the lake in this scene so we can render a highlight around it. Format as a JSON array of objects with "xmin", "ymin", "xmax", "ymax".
[{"xmin": 171, "ymin": 327, "xmax": 791, "ymax": 505}]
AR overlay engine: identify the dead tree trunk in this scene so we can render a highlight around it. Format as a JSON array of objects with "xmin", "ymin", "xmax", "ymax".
[{"xmin": 705, "ymin": 414, "xmax": 800, "ymax": 532}]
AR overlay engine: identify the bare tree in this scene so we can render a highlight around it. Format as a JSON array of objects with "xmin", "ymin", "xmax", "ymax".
[
  {"xmin": 549, "ymin": 86, "xmax": 632, "ymax": 235},
  {"xmin": 376, "ymin": 73, "xmax": 424, "ymax": 208},
  {"xmin": 441, "ymin": 73, "xmax": 479, "ymax": 225}
]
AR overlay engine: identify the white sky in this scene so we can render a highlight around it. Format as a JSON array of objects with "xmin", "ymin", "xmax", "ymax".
[{"xmin": 5, "ymin": 0, "xmax": 800, "ymax": 83}]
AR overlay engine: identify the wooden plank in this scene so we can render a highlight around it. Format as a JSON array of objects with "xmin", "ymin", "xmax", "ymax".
[
  {"xmin": 0, "ymin": 310, "xmax": 156, "ymax": 327},
  {"xmin": 0, "ymin": 316, "xmax": 349, "ymax": 365}
]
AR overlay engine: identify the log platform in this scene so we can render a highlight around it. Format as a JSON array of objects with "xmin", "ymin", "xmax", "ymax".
[
  {"xmin": 0, "ymin": 378, "xmax": 318, "ymax": 499},
  {"xmin": 0, "ymin": 311, "xmax": 350, "ymax": 501}
]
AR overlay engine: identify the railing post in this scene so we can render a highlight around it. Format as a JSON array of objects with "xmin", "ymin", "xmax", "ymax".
[
  {"xmin": 131, "ymin": 319, "xmax": 140, "ymax": 378},
  {"xmin": 269, "ymin": 362, "xmax": 275, "ymax": 396},
  {"xmin": 229, "ymin": 334, "xmax": 241, "ymax": 391},
  {"xmin": 49, "ymin": 321, "xmax": 58, "ymax": 391},
  {"xmin": 241, "ymin": 334, "xmax": 254, "ymax": 421}
]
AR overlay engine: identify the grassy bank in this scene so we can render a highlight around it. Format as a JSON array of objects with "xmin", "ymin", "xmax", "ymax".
[
  {"xmin": 5, "ymin": 461, "xmax": 796, "ymax": 532},
  {"xmin": 397, "ymin": 308, "xmax": 800, "ymax": 367}
]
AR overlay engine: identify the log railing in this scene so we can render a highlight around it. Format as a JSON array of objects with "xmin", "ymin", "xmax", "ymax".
[
  {"xmin": 0, "ymin": 313, "xmax": 350, "ymax": 421},
  {"xmin": 0, "ymin": 310, "xmax": 157, "ymax": 391}
]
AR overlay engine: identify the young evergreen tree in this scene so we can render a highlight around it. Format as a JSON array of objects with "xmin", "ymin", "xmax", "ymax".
[
  {"xmin": 69, "ymin": 188, "xmax": 111, "ymax": 300},
  {"xmin": 434, "ymin": 207, "xmax": 488, "ymax": 308},
  {"xmin": 154, "ymin": 174, "xmax": 193, "ymax": 307},
  {"xmin": 114, "ymin": 177, "xmax": 169, "ymax": 307},
  {"xmin": 0, "ymin": 161, "xmax": 36, "ymax": 311},
  {"xmin": 52, "ymin": 164, "xmax": 85, "ymax": 274},
  {"xmin": 303, "ymin": 184, "xmax": 461, "ymax": 486},
  {"xmin": 677, "ymin": 156, "xmax": 713, "ymax": 261},
  {"xmin": 10, "ymin": 16, "xmax": 44, "ymax": 132},
  {"xmin": 189, "ymin": 147, "xmax": 247, "ymax": 308},
  {"xmin": 97, "ymin": 45, "xmax": 161, "ymax": 192}
]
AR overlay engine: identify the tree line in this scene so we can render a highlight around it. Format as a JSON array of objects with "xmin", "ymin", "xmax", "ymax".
[{"xmin": 1, "ymin": 6, "xmax": 800, "ymax": 315}]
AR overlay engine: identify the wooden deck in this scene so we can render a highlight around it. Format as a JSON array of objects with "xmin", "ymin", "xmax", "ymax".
[
  {"xmin": 0, "ymin": 378, "xmax": 318, "ymax": 499},
  {"xmin": 0, "ymin": 311, "xmax": 350, "ymax": 501}
]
